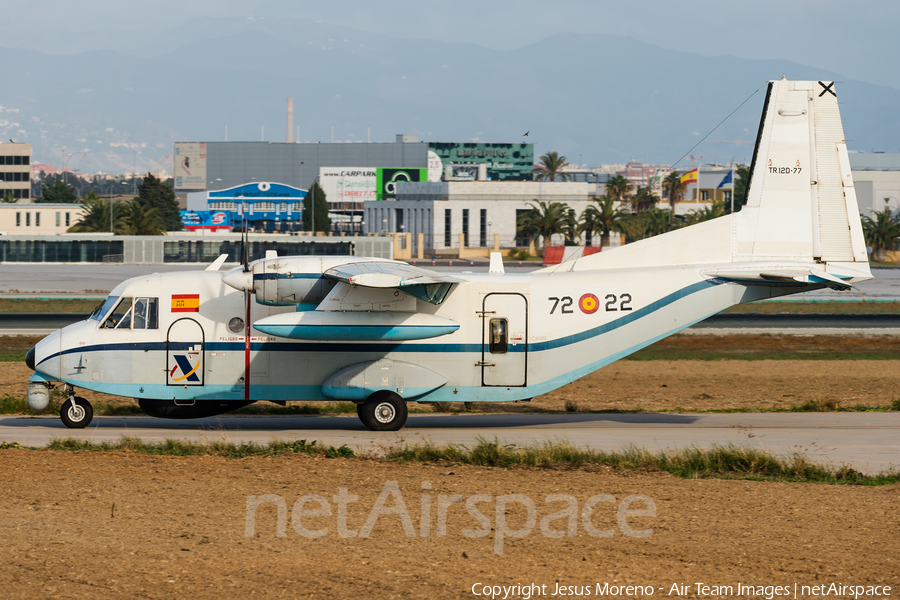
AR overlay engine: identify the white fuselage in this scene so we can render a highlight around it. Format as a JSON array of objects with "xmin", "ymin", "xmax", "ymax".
[{"xmin": 30, "ymin": 262, "xmax": 816, "ymax": 405}]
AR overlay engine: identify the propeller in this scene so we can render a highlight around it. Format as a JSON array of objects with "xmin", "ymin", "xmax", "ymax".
[{"xmin": 242, "ymin": 211, "xmax": 252, "ymax": 402}]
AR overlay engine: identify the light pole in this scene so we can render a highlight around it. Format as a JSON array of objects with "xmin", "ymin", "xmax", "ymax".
[
  {"xmin": 64, "ymin": 150, "xmax": 88, "ymax": 194},
  {"xmin": 109, "ymin": 182, "xmax": 116, "ymax": 235}
]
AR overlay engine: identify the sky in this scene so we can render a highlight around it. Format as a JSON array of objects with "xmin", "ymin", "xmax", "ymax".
[{"xmin": 8, "ymin": 0, "xmax": 900, "ymax": 91}]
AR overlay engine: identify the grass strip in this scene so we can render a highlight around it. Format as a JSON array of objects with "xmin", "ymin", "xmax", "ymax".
[
  {"xmin": 627, "ymin": 334, "xmax": 900, "ymax": 360},
  {"xmin": 0, "ymin": 299, "xmax": 100, "ymax": 314},
  {"xmin": 43, "ymin": 436, "xmax": 354, "ymax": 458},
  {"xmin": 722, "ymin": 301, "xmax": 900, "ymax": 314},
  {"xmin": 386, "ymin": 438, "xmax": 900, "ymax": 485},
  {"xmin": 4, "ymin": 436, "xmax": 895, "ymax": 485}
]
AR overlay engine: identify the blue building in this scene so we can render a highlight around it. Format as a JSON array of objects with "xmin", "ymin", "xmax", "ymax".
[{"xmin": 187, "ymin": 182, "xmax": 307, "ymax": 233}]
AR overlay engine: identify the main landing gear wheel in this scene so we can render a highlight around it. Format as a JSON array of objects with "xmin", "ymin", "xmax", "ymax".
[
  {"xmin": 357, "ymin": 392, "xmax": 408, "ymax": 432},
  {"xmin": 60, "ymin": 396, "xmax": 93, "ymax": 429}
]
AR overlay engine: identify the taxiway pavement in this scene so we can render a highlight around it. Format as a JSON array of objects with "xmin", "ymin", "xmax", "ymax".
[{"xmin": 1, "ymin": 412, "xmax": 897, "ymax": 474}]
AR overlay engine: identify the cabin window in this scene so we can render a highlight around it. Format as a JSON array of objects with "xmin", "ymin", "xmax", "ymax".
[{"xmin": 488, "ymin": 318, "xmax": 508, "ymax": 354}]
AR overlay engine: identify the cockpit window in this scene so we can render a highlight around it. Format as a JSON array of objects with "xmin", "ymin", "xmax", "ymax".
[
  {"xmin": 132, "ymin": 298, "xmax": 158, "ymax": 330},
  {"xmin": 100, "ymin": 297, "xmax": 159, "ymax": 330},
  {"xmin": 103, "ymin": 297, "xmax": 133, "ymax": 329},
  {"xmin": 90, "ymin": 295, "xmax": 120, "ymax": 322}
]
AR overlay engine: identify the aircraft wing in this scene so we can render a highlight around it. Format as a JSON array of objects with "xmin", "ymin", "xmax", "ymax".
[
  {"xmin": 323, "ymin": 262, "xmax": 464, "ymax": 306},
  {"xmin": 324, "ymin": 261, "xmax": 463, "ymax": 288}
]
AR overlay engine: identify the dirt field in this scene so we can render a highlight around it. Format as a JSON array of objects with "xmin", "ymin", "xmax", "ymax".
[
  {"xmin": 0, "ymin": 450, "xmax": 896, "ymax": 599},
  {"xmin": 4, "ymin": 360, "xmax": 899, "ymax": 413}
]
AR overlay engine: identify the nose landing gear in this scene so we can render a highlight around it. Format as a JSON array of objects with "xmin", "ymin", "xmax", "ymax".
[{"xmin": 60, "ymin": 385, "xmax": 93, "ymax": 429}]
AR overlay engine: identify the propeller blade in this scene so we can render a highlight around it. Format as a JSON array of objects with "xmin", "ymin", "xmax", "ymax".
[{"xmin": 244, "ymin": 289, "xmax": 251, "ymax": 402}]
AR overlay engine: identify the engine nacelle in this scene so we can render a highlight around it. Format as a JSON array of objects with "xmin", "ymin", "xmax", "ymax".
[
  {"xmin": 137, "ymin": 399, "xmax": 254, "ymax": 419},
  {"xmin": 250, "ymin": 256, "xmax": 386, "ymax": 307}
]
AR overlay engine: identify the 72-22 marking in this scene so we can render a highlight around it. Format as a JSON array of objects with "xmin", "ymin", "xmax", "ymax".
[{"xmin": 549, "ymin": 295, "xmax": 632, "ymax": 313}]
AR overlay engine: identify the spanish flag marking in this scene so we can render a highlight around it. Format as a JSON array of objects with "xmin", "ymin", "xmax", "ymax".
[
  {"xmin": 579, "ymin": 293, "xmax": 599, "ymax": 315},
  {"xmin": 680, "ymin": 168, "xmax": 699, "ymax": 185},
  {"xmin": 171, "ymin": 294, "xmax": 200, "ymax": 312}
]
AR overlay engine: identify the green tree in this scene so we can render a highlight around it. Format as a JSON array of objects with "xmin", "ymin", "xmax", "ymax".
[
  {"xmin": 1, "ymin": 192, "xmax": 15, "ymax": 203},
  {"xmin": 861, "ymin": 209, "xmax": 900, "ymax": 262},
  {"xmin": 302, "ymin": 181, "xmax": 331, "ymax": 233},
  {"xmin": 617, "ymin": 208, "xmax": 674, "ymax": 242},
  {"xmin": 516, "ymin": 200, "xmax": 576, "ymax": 255},
  {"xmin": 662, "ymin": 171, "xmax": 685, "ymax": 212},
  {"xmin": 137, "ymin": 173, "xmax": 182, "ymax": 231},
  {"xmin": 579, "ymin": 196, "xmax": 631, "ymax": 247},
  {"xmin": 630, "ymin": 186, "xmax": 658, "ymax": 213},
  {"xmin": 605, "ymin": 174, "xmax": 633, "ymax": 207},
  {"xmin": 67, "ymin": 193, "xmax": 129, "ymax": 234},
  {"xmin": 731, "ymin": 165, "xmax": 751, "ymax": 212},
  {"xmin": 531, "ymin": 151, "xmax": 572, "ymax": 182},
  {"xmin": 38, "ymin": 179, "xmax": 78, "ymax": 203},
  {"xmin": 685, "ymin": 201, "xmax": 726, "ymax": 225},
  {"xmin": 124, "ymin": 201, "xmax": 166, "ymax": 235}
]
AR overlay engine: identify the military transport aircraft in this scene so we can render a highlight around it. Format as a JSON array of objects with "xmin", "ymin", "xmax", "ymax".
[{"xmin": 25, "ymin": 79, "xmax": 871, "ymax": 431}]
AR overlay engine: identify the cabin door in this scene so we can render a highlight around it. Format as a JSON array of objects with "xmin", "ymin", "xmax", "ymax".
[
  {"xmin": 481, "ymin": 293, "xmax": 527, "ymax": 387},
  {"xmin": 166, "ymin": 318, "xmax": 205, "ymax": 386}
]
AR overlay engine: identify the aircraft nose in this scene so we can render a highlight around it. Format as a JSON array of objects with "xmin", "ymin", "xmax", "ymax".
[{"xmin": 25, "ymin": 345, "xmax": 35, "ymax": 370}]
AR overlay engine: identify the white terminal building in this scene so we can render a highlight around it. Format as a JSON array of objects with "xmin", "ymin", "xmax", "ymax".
[{"xmin": 364, "ymin": 181, "xmax": 596, "ymax": 257}]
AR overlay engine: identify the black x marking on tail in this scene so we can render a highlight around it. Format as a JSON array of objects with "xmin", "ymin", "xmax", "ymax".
[{"xmin": 818, "ymin": 81, "xmax": 836, "ymax": 97}]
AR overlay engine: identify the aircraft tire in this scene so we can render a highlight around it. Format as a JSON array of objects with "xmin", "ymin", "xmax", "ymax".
[
  {"xmin": 60, "ymin": 397, "xmax": 93, "ymax": 429},
  {"xmin": 358, "ymin": 392, "xmax": 408, "ymax": 432}
]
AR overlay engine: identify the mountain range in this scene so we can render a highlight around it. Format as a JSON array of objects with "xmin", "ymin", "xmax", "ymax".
[{"xmin": 2, "ymin": 16, "xmax": 897, "ymax": 174}]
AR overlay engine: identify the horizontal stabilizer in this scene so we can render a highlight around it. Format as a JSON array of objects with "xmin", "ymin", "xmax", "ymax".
[{"xmin": 704, "ymin": 267, "xmax": 852, "ymax": 290}]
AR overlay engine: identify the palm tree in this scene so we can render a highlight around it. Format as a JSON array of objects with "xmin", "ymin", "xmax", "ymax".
[
  {"xmin": 605, "ymin": 174, "xmax": 633, "ymax": 207},
  {"xmin": 630, "ymin": 186, "xmax": 658, "ymax": 213},
  {"xmin": 531, "ymin": 152, "xmax": 572, "ymax": 182},
  {"xmin": 580, "ymin": 196, "xmax": 631, "ymax": 247},
  {"xmin": 124, "ymin": 201, "xmax": 166, "ymax": 235},
  {"xmin": 861, "ymin": 209, "xmax": 900, "ymax": 262},
  {"xmin": 516, "ymin": 200, "xmax": 576, "ymax": 255},
  {"xmin": 685, "ymin": 201, "xmax": 726, "ymax": 225},
  {"xmin": 67, "ymin": 192, "xmax": 129, "ymax": 234},
  {"xmin": 732, "ymin": 165, "xmax": 751, "ymax": 212},
  {"xmin": 68, "ymin": 193, "xmax": 166, "ymax": 235},
  {"xmin": 617, "ymin": 208, "xmax": 674, "ymax": 242},
  {"xmin": 662, "ymin": 171, "xmax": 685, "ymax": 212}
]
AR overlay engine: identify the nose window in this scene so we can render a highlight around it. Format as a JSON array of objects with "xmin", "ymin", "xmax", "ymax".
[{"xmin": 489, "ymin": 318, "xmax": 508, "ymax": 354}]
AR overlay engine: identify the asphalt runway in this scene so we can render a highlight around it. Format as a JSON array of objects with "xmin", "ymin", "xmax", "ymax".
[
  {"xmin": 1, "ymin": 412, "xmax": 897, "ymax": 474},
  {"xmin": 1, "ymin": 263, "xmax": 899, "ymax": 298}
]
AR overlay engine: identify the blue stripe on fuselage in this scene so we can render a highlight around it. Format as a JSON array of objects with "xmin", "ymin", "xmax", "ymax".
[{"xmin": 36, "ymin": 279, "xmax": 717, "ymax": 365}]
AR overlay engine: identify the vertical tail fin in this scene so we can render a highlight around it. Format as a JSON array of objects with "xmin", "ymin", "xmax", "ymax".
[{"xmin": 735, "ymin": 78, "xmax": 868, "ymax": 264}]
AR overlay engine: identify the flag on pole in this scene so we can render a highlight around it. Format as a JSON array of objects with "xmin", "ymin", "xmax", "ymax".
[
  {"xmin": 717, "ymin": 170, "xmax": 733, "ymax": 189},
  {"xmin": 680, "ymin": 168, "xmax": 699, "ymax": 185}
]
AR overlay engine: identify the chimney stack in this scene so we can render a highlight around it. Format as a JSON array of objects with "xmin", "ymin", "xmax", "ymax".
[{"xmin": 286, "ymin": 97, "xmax": 294, "ymax": 143}]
